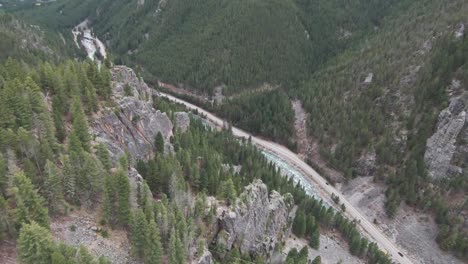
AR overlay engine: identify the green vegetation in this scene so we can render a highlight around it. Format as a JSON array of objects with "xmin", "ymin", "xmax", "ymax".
[
  {"xmin": 136, "ymin": 118, "xmax": 392, "ymax": 263},
  {"xmin": 216, "ymin": 89, "xmax": 295, "ymax": 147},
  {"xmin": 0, "ymin": 49, "xmax": 112, "ymax": 262}
]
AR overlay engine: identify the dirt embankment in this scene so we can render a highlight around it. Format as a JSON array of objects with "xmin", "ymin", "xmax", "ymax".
[{"xmin": 292, "ymin": 100, "xmax": 344, "ymax": 183}]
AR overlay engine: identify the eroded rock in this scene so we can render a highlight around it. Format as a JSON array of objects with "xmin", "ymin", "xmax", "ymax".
[
  {"xmin": 425, "ymin": 96, "xmax": 467, "ymax": 179},
  {"xmin": 93, "ymin": 66, "xmax": 173, "ymax": 163},
  {"xmin": 214, "ymin": 179, "xmax": 296, "ymax": 258}
]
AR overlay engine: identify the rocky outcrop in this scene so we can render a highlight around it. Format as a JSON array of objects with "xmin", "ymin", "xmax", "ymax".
[
  {"xmin": 425, "ymin": 95, "xmax": 467, "ymax": 179},
  {"xmin": 93, "ymin": 66, "xmax": 173, "ymax": 163},
  {"xmin": 194, "ymin": 247, "xmax": 214, "ymax": 264},
  {"xmin": 175, "ymin": 112, "xmax": 190, "ymax": 133},
  {"xmin": 214, "ymin": 179, "xmax": 296, "ymax": 258}
]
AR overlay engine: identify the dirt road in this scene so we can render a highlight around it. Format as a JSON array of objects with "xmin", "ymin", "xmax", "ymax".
[{"xmin": 157, "ymin": 91, "xmax": 413, "ymax": 264}]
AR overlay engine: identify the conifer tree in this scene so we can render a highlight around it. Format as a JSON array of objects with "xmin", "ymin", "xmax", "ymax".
[
  {"xmin": 145, "ymin": 219, "xmax": 163, "ymax": 264},
  {"xmin": 220, "ymin": 178, "xmax": 237, "ymax": 205},
  {"xmin": 116, "ymin": 170, "xmax": 131, "ymax": 226},
  {"xmin": 71, "ymin": 96, "xmax": 91, "ymax": 151},
  {"xmin": 96, "ymin": 143, "xmax": 112, "ymax": 171},
  {"xmin": 79, "ymin": 153, "xmax": 104, "ymax": 208},
  {"xmin": 155, "ymin": 132, "xmax": 165, "ymax": 154},
  {"xmin": 168, "ymin": 227, "xmax": 186, "ymax": 264},
  {"xmin": 132, "ymin": 209, "xmax": 148, "ymax": 258},
  {"xmin": 312, "ymin": 256, "xmax": 321, "ymax": 264},
  {"xmin": 52, "ymin": 97, "xmax": 66, "ymax": 142},
  {"xmin": 309, "ymin": 225, "xmax": 320, "ymax": 249},
  {"xmin": 43, "ymin": 160, "xmax": 64, "ymax": 214},
  {"xmin": 102, "ymin": 174, "xmax": 117, "ymax": 226},
  {"xmin": 13, "ymin": 171, "xmax": 50, "ymax": 229},
  {"xmin": 17, "ymin": 221, "xmax": 53, "ymax": 264},
  {"xmin": 62, "ymin": 156, "xmax": 78, "ymax": 205}
]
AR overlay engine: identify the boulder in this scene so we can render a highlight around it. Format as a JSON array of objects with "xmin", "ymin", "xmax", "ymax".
[
  {"xmin": 215, "ymin": 179, "xmax": 296, "ymax": 257},
  {"xmin": 93, "ymin": 66, "xmax": 173, "ymax": 163}
]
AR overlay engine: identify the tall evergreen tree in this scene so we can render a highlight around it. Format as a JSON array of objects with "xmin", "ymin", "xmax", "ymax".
[
  {"xmin": 132, "ymin": 209, "xmax": 148, "ymax": 258},
  {"xmin": 43, "ymin": 160, "xmax": 64, "ymax": 214},
  {"xmin": 116, "ymin": 170, "xmax": 131, "ymax": 226},
  {"xmin": 13, "ymin": 171, "xmax": 50, "ymax": 229},
  {"xmin": 96, "ymin": 143, "xmax": 112, "ymax": 171},
  {"xmin": 70, "ymin": 96, "xmax": 91, "ymax": 151},
  {"xmin": 17, "ymin": 222, "xmax": 53, "ymax": 264},
  {"xmin": 155, "ymin": 132, "xmax": 165, "ymax": 154},
  {"xmin": 62, "ymin": 155, "xmax": 78, "ymax": 205},
  {"xmin": 145, "ymin": 219, "xmax": 163, "ymax": 264}
]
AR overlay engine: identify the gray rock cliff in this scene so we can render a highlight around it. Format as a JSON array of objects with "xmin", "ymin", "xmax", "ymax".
[
  {"xmin": 425, "ymin": 94, "xmax": 467, "ymax": 179},
  {"xmin": 92, "ymin": 65, "xmax": 173, "ymax": 163},
  {"xmin": 215, "ymin": 179, "xmax": 296, "ymax": 258}
]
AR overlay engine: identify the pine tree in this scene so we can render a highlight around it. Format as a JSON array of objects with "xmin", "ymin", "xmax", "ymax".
[
  {"xmin": 13, "ymin": 171, "xmax": 50, "ymax": 229},
  {"xmin": 103, "ymin": 174, "xmax": 117, "ymax": 226},
  {"xmin": 312, "ymin": 256, "xmax": 321, "ymax": 264},
  {"xmin": 96, "ymin": 143, "xmax": 112, "ymax": 171},
  {"xmin": 309, "ymin": 226, "xmax": 320, "ymax": 249},
  {"xmin": 116, "ymin": 170, "xmax": 131, "ymax": 226},
  {"xmin": 145, "ymin": 219, "xmax": 163, "ymax": 264},
  {"xmin": 132, "ymin": 209, "xmax": 148, "ymax": 258},
  {"xmin": 52, "ymin": 97, "xmax": 66, "ymax": 142},
  {"xmin": 71, "ymin": 96, "xmax": 91, "ymax": 151},
  {"xmin": 51, "ymin": 250, "xmax": 66, "ymax": 264},
  {"xmin": 220, "ymin": 178, "xmax": 237, "ymax": 205},
  {"xmin": 293, "ymin": 212, "xmax": 306, "ymax": 237},
  {"xmin": 17, "ymin": 222, "xmax": 53, "ymax": 264},
  {"xmin": 43, "ymin": 160, "xmax": 64, "ymax": 214},
  {"xmin": 77, "ymin": 245, "xmax": 95, "ymax": 264},
  {"xmin": 62, "ymin": 155, "xmax": 78, "ymax": 205},
  {"xmin": 79, "ymin": 153, "xmax": 104, "ymax": 208},
  {"xmin": 155, "ymin": 132, "xmax": 165, "ymax": 154},
  {"xmin": 168, "ymin": 227, "xmax": 186, "ymax": 264}
]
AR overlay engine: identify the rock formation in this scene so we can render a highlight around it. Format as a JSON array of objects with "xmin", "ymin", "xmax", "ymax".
[
  {"xmin": 425, "ymin": 94, "xmax": 467, "ymax": 179},
  {"xmin": 93, "ymin": 65, "xmax": 173, "ymax": 163},
  {"xmin": 175, "ymin": 112, "xmax": 190, "ymax": 133},
  {"xmin": 214, "ymin": 179, "xmax": 296, "ymax": 258}
]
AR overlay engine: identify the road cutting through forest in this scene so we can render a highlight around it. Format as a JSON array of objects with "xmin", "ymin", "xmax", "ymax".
[{"xmin": 156, "ymin": 91, "xmax": 413, "ymax": 264}]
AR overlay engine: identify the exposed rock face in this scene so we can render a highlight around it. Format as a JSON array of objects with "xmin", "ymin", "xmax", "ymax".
[
  {"xmin": 425, "ymin": 95, "xmax": 467, "ymax": 179},
  {"xmin": 93, "ymin": 66, "xmax": 173, "ymax": 163},
  {"xmin": 175, "ymin": 112, "xmax": 190, "ymax": 133},
  {"xmin": 194, "ymin": 247, "xmax": 214, "ymax": 264},
  {"xmin": 215, "ymin": 179, "xmax": 296, "ymax": 258}
]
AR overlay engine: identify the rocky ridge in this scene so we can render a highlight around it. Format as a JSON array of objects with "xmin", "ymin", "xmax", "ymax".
[
  {"xmin": 424, "ymin": 92, "xmax": 467, "ymax": 179},
  {"xmin": 214, "ymin": 179, "xmax": 296, "ymax": 258},
  {"xmin": 92, "ymin": 65, "xmax": 173, "ymax": 163}
]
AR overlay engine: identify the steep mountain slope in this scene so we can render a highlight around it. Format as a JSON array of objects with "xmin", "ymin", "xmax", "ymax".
[
  {"xmin": 6, "ymin": 0, "xmax": 468, "ymax": 261},
  {"xmin": 0, "ymin": 13, "xmax": 78, "ymax": 64},
  {"xmin": 14, "ymin": 0, "xmax": 408, "ymax": 93},
  {"xmin": 293, "ymin": 0, "xmax": 468, "ymax": 259}
]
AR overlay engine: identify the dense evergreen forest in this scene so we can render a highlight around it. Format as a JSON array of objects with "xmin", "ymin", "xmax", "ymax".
[
  {"xmin": 1, "ymin": 0, "xmax": 468, "ymax": 261},
  {"xmin": 215, "ymin": 89, "xmax": 296, "ymax": 148}
]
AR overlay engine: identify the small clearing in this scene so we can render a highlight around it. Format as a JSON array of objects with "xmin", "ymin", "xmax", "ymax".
[
  {"xmin": 340, "ymin": 177, "xmax": 463, "ymax": 264},
  {"xmin": 51, "ymin": 209, "xmax": 140, "ymax": 264},
  {"xmin": 284, "ymin": 234, "xmax": 364, "ymax": 264}
]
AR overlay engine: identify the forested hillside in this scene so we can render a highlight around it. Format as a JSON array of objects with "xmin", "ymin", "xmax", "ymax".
[
  {"xmin": 14, "ymin": 0, "xmax": 409, "ymax": 93},
  {"xmin": 2, "ymin": 0, "xmax": 468, "ymax": 262},
  {"xmin": 293, "ymin": 0, "xmax": 468, "ymax": 258}
]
